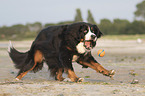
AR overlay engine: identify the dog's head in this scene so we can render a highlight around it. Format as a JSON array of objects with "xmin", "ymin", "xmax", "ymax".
[{"xmin": 65, "ymin": 22, "xmax": 103, "ymax": 54}]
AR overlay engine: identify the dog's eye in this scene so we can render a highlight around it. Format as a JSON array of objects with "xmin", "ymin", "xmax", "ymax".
[
  {"xmin": 91, "ymin": 29, "xmax": 95, "ymax": 33},
  {"xmin": 91, "ymin": 27, "xmax": 95, "ymax": 33},
  {"xmin": 84, "ymin": 30, "xmax": 88, "ymax": 33}
]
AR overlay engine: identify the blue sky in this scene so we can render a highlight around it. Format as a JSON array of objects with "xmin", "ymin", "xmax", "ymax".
[{"xmin": 0, "ymin": 0, "xmax": 142, "ymax": 26}]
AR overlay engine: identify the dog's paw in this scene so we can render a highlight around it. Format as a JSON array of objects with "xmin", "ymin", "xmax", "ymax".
[
  {"xmin": 55, "ymin": 76, "xmax": 65, "ymax": 81},
  {"xmin": 15, "ymin": 78, "xmax": 20, "ymax": 81},
  {"xmin": 109, "ymin": 70, "xmax": 115, "ymax": 79},
  {"xmin": 63, "ymin": 78, "xmax": 84, "ymax": 83},
  {"xmin": 77, "ymin": 78, "xmax": 84, "ymax": 83},
  {"xmin": 63, "ymin": 78, "xmax": 72, "ymax": 82}
]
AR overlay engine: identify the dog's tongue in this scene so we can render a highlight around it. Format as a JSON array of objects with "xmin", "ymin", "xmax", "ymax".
[{"xmin": 85, "ymin": 41, "xmax": 91, "ymax": 49}]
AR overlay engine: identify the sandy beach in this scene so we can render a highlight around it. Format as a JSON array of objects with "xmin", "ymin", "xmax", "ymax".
[{"xmin": 0, "ymin": 39, "xmax": 145, "ymax": 96}]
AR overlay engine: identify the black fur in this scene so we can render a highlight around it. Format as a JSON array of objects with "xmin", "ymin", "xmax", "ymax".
[{"xmin": 9, "ymin": 22, "xmax": 103, "ymax": 78}]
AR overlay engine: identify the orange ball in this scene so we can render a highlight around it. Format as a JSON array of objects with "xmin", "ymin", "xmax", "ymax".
[{"xmin": 97, "ymin": 49, "xmax": 105, "ymax": 57}]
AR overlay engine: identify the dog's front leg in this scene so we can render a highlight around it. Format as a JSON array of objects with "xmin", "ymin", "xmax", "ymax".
[
  {"xmin": 79, "ymin": 61, "xmax": 115, "ymax": 78},
  {"xmin": 55, "ymin": 68, "xmax": 65, "ymax": 81},
  {"xmin": 77, "ymin": 53, "xmax": 115, "ymax": 78},
  {"xmin": 65, "ymin": 68, "xmax": 83, "ymax": 82},
  {"xmin": 59, "ymin": 49, "xmax": 83, "ymax": 82},
  {"xmin": 67, "ymin": 68, "xmax": 78, "ymax": 82}
]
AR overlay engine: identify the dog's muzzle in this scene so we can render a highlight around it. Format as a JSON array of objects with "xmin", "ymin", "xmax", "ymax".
[{"xmin": 84, "ymin": 35, "xmax": 97, "ymax": 50}]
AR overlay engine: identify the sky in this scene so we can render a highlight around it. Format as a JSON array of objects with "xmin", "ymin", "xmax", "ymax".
[{"xmin": 0, "ymin": 0, "xmax": 143, "ymax": 26}]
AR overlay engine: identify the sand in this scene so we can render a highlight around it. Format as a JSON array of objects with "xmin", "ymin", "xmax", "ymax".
[{"xmin": 0, "ymin": 39, "xmax": 145, "ymax": 96}]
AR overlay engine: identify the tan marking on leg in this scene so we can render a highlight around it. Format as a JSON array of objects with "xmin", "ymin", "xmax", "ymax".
[
  {"xmin": 67, "ymin": 69, "xmax": 78, "ymax": 82},
  {"xmin": 56, "ymin": 68, "xmax": 65, "ymax": 81},
  {"xmin": 79, "ymin": 60, "xmax": 112, "ymax": 76},
  {"xmin": 16, "ymin": 71, "xmax": 29, "ymax": 80},
  {"xmin": 16, "ymin": 50, "xmax": 43, "ymax": 80},
  {"xmin": 90, "ymin": 61, "xmax": 110, "ymax": 74}
]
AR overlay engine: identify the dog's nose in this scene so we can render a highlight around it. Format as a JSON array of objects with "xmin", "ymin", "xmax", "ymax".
[{"xmin": 91, "ymin": 35, "xmax": 96, "ymax": 40}]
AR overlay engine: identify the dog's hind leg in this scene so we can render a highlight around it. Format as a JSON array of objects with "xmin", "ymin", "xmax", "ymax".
[{"xmin": 16, "ymin": 50, "xmax": 43, "ymax": 80}]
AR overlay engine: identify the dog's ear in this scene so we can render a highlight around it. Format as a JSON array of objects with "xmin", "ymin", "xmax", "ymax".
[
  {"xmin": 64, "ymin": 24, "xmax": 83, "ymax": 50},
  {"xmin": 97, "ymin": 30, "xmax": 103, "ymax": 38},
  {"xmin": 78, "ymin": 24, "xmax": 88, "ymax": 40},
  {"xmin": 92, "ymin": 24, "xmax": 103, "ymax": 38}
]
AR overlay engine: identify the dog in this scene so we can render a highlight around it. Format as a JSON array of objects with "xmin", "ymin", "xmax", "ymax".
[{"xmin": 8, "ymin": 22, "xmax": 115, "ymax": 82}]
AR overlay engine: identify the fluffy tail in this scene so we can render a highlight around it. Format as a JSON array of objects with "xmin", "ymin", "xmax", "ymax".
[
  {"xmin": 8, "ymin": 41, "xmax": 34, "ymax": 71},
  {"xmin": 8, "ymin": 41, "xmax": 43, "ymax": 73}
]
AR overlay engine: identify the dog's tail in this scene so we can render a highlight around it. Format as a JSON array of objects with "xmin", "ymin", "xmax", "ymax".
[
  {"xmin": 8, "ymin": 41, "xmax": 33, "ymax": 71},
  {"xmin": 8, "ymin": 41, "xmax": 43, "ymax": 73}
]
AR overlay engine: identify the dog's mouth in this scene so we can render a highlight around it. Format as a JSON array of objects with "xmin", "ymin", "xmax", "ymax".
[{"xmin": 84, "ymin": 40, "xmax": 94, "ymax": 50}]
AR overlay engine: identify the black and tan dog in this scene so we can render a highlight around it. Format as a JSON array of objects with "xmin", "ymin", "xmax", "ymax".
[{"xmin": 8, "ymin": 22, "xmax": 115, "ymax": 82}]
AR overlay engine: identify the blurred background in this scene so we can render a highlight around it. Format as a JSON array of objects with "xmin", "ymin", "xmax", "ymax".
[
  {"xmin": 0, "ymin": 1, "xmax": 145, "ymax": 92},
  {"xmin": 0, "ymin": 0, "xmax": 144, "ymax": 40}
]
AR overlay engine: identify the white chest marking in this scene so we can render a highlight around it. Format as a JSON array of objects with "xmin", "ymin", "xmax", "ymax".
[{"xmin": 76, "ymin": 42, "xmax": 86, "ymax": 54}]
